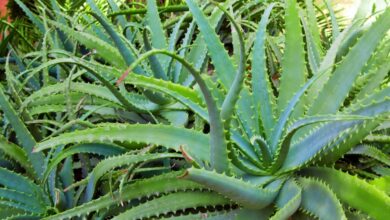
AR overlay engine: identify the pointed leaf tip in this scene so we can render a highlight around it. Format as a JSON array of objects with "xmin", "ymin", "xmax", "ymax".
[
  {"xmin": 177, "ymin": 170, "xmax": 189, "ymax": 179},
  {"xmin": 180, "ymin": 145, "xmax": 194, "ymax": 163}
]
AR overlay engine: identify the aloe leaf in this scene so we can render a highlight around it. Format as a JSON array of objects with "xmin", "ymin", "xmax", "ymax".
[
  {"xmin": 161, "ymin": 110, "xmax": 189, "ymax": 126},
  {"xmin": 118, "ymin": 49, "xmax": 228, "ymax": 172},
  {"xmin": 277, "ymin": 0, "xmax": 307, "ymax": 115},
  {"xmin": 0, "ymin": 85, "xmax": 45, "ymax": 178},
  {"xmin": 309, "ymin": 8, "xmax": 390, "ymax": 115},
  {"xmin": 142, "ymin": 29, "xmax": 168, "ymax": 80},
  {"xmin": 320, "ymin": 100, "xmax": 390, "ymax": 164},
  {"xmin": 228, "ymin": 146, "xmax": 268, "ymax": 176},
  {"xmin": 48, "ymin": 20, "xmax": 126, "ymax": 69},
  {"xmin": 300, "ymin": 9, "xmax": 321, "ymax": 74},
  {"xmin": 270, "ymin": 114, "xmax": 372, "ymax": 173},
  {"xmin": 0, "ymin": 188, "xmax": 46, "ymax": 214},
  {"xmin": 23, "ymin": 82, "xmax": 160, "ymax": 112},
  {"xmin": 305, "ymin": 22, "xmax": 353, "ymax": 106},
  {"xmin": 252, "ymin": 3, "xmax": 276, "ymax": 139},
  {"xmin": 90, "ymin": 12, "xmax": 143, "ymax": 74},
  {"xmin": 127, "ymin": 74, "xmax": 207, "ymax": 118},
  {"xmin": 61, "ymin": 56, "xmax": 204, "ymax": 118},
  {"xmin": 81, "ymin": 153, "xmax": 181, "ymax": 201},
  {"xmin": 282, "ymin": 98, "xmax": 389, "ymax": 171},
  {"xmin": 179, "ymin": 1, "xmax": 236, "ymax": 86},
  {"xmin": 164, "ymin": 208, "xmax": 274, "ymax": 220},
  {"xmin": 27, "ymin": 92, "xmax": 120, "ymax": 110},
  {"xmin": 174, "ymin": 19, "xmax": 196, "ymax": 83},
  {"xmin": 87, "ymin": 0, "xmax": 141, "ymax": 72},
  {"xmin": 364, "ymin": 134, "xmax": 390, "ymax": 144},
  {"xmin": 14, "ymin": 0, "xmax": 45, "ymax": 33},
  {"xmin": 0, "ymin": 136, "xmax": 35, "ymax": 178},
  {"xmin": 146, "ymin": 0, "xmax": 169, "ymax": 69},
  {"xmin": 43, "ymin": 143, "xmax": 126, "ymax": 183},
  {"xmin": 59, "ymin": 157, "xmax": 74, "ymax": 209},
  {"xmin": 355, "ymin": 60, "xmax": 390, "ymax": 101},
  {"xmin": 107, "ymin": 0, "xmax": 132, "ymax": 39},
  {"xmin": 167, "ymin": 12, "xmax": 189, "ymax": 80},
  {"xmin": 298, "ymin": 177, "xmax": 346, "ymax": 220},
  {"xmin": 217, "ymin": 2, "xmax": 246, "ymax": 122},
  {"xmin": 236, "ymin": 88, "xmax": 260, "ymax": 139},
  {"xmin": 50, "ymin": 0, "xmax": 74, "ymax": 52},
  {"xmin": 182, "ymin": 168, "xmax": 281, "ymax": 209},
  {"xmin": 113, "ymin": 191, "xmax": 230, "ymax": 220},
  {"xmin": 185, "ymin": 0, "xmax": 235, "ymax": 88},
  {"xmin": 22, "ymin": 82, "xmax": 121, "ymax": 107},
  {"xmin": 301, "ymin": 167, "xmax": 390, "ymax": 220},
  {"xmin": 34, "ymin": 123, "xmax": 209, "ymax": 161},
  {"xmin": 304, "ymin": 0, "xmax": 323, "ymax": 55},
  {"xmin": 8, "ymin": 48, "xmax": 40, "ymax": 90},
  {"xmin": 324, "ymin": 0, "xmax": 340, "ymax": 41},
  {"xmin": 270, "ymin": 179, "xmax": 301, "ymax": 220},
  {"xmin": 348, "ymin": 144, "xmax": 390, "ymax": 166},
  {"xmin": 0, "ymin": 168, "xmax": 48, "ymax": 204},
  {"xmin": 24, "ymin": 57, "xmax": 151, "ymax": 112},
  {"xmin": 43, "ymin": 173, "xmax": 203, "ymax": 220},
  {"xmin": 270, "ymin": 70, "xmax": 326, "ymax": 153},
  {"xmin": 347, "ymin": 86, "xmax": 390, "ymax": 112}
]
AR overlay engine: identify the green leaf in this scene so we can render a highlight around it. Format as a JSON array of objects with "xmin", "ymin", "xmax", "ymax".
[
  {"xmin": 178, "ymin": 1, "xmax": 236, "ymax": 86},
  {"xmin": 43, "ymin": 143, "xmax": 126, "ymax": 183},
  {"xmin": 0, "ymin": 85, "xmax": 45, "ymax": 178},
  {"xmin": 182, "ymin": 168, "xmax": 281, "ymax": 209},
  {"xmin": 146, "ymin": 0, "xmax": 169, "ymax": 68},
  {"xmin": 0, "ymin": 168, "xmax": 48, "ymax": 205},
  {"xmin": 34, "ymin": 123, "xmax": 209, "ymax": 162},
  {"xmin": 90, "ymin": 12, "xmax": 142, "ymax": 74},
  {"xmin": 142, "ymin": 29, "xmax": 168, "ymax": 80},
  {"xmin": 48, "ymin": 20, "xmax": 126, "ymax": 69},
  {"xmin": 270, "ymin": 179, "xmax": 301, "ymax": 220},
  {"xmin": 81, "ymin": 153, "xmax": 182, "ymax": 201},
  {"xmin": 370, "ymin": 176, "xmax": 390, "ymax": 194},
  {"xmin": 43, "ymin": 173, "xmax": 203, "ymax": 220},
  {"xmin": 278, "ymin": 0, "xmax": 306, "ymax": 115},
  {"xmin": 0, "ymin": 136, "xmax": 35, "ymax": 178},
  {"xmin": 185, "ymin": 0, "xmax": 235, "ymax": 88},
  {"xmin": 218, "ymin": 3, "xmax": 246, "ymax": 122},
  {"xmin": 348, "ymin": 144, "xmax": 390, "ymax": 166},
  {"xmin": 14, "ymin": 0, "xmax": 45, "ymax": 33},
  {"xmin": 252, "ymin": 3, "xmax": 276, "ymax": 139},
  {"xmin": 271, "ymin": 114, "xmax": 373, "ymax": 173},
  {"xmin": 119, "ymin": 49, "xmax": 228, "ymax": 172},
  {"xmin": 113, "ymin": 191, "xmax": 230, "ymax": 220},
  {"xmin": 324, "ymin": 0, "xmax": 340, "ymax": 41},
  {"xmin": 301, "ymin": 167, "xmax": 390, "ymax": 220},
  {"xmin": 309, "ymin": 8, "xmax": 390, "ymax": 115},
  {"xmin": 0, "ymin": 188, "xmax": 46, "ymax": 214},
  {"xmin": 298, "ymin": 177, "xmax": 346, "ymax": 220}
]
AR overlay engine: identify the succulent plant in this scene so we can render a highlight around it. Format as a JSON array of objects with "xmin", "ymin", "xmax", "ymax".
[{"xmin": 0, "ymin": 0, "xmax": 389, "ymax": 219}]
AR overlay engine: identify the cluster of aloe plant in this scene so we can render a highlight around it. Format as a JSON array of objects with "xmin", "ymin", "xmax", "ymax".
[{"xmin": 0, "ymin": 0, "xmax": 389, "ymax": 219}]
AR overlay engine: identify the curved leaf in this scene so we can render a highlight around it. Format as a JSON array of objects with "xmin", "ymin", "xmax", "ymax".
[
  {"xmin": 113, "ymin": 191, "xmax": 230, "ymax": 220},
  {"xmin": 301, "ymin": 167, "xmax": 390, "ymax": 220},
  {"xmin": 34, "ymin": 124, "xmax": 210, "ymax": 162},
  {"xmin": 182, "ymin": 168, "xmax": 281, "ymax": 209}
]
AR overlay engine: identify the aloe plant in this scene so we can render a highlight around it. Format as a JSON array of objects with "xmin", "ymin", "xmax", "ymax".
[{"xmin": 0, "ymin": 0, "xmax": 389, "ymax": 219}]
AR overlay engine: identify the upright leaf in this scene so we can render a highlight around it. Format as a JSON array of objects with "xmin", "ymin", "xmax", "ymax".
[
  {"xmin": 277, "ymin": 0, "xmax": 307, "ymax": 115},
  {"xmin": 252, "ymin": 4, "xmax": 276, "ymax": 139},
  {"xmin": 309, "ymin": 8, "xmax": 390, "ymax": 115},
  {"xmin": 0, "ymin": 85, "xmax": 45, "ymax": 178}
]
